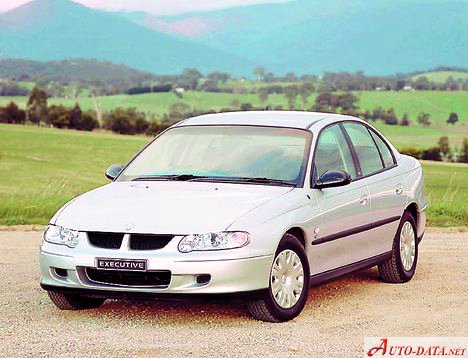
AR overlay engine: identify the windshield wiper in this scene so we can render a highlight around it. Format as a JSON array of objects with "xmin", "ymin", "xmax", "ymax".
[
  {"xmin": 132, "ymin": 174, "xmax": 210, "ymax": 181},
  {"xmin": 220, "ymin": 177, "xmax": 297, "ymax": 187}
]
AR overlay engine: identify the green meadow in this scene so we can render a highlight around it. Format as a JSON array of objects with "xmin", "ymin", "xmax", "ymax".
[
  {"xmin": 410, "ymin": 71, "xmax": 468, "ymax": 83},
  {"xmin": 1, "ymin": 90, "xmax": 467, "ymax": 125},
  {"xmin": 0, "ymin": 124, "xmax": 466, "ymax": 226},
  {"xmin": 1, "ymin": 90, "xmax": 467, "ymax": 149}
]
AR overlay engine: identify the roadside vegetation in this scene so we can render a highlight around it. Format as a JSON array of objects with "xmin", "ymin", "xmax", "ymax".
[{"xmin": 0, "ymin": 124, "xmax": 466, "ymax": 226}]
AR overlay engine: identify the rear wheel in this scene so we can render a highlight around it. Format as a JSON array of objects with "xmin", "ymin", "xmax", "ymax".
[
  {"xmin": 47, "ymin": 291, "xmax": 106, "ymax": 310},
  {"xmin": 378, "ymin": 211, "xmax": 418, "ymax": 283},
  {"xmin": 247, "ymin": 233, "xmax": 310, "ymax": 322}
]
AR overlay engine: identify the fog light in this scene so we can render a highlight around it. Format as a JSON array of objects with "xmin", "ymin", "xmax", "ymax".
[
  {"xmin": 54, "ymin": 268, "xmax": 68, "ymax": 278},
  {"xmin": 196, "ymin": 274, "xmax": 211, "ymax": 284}
]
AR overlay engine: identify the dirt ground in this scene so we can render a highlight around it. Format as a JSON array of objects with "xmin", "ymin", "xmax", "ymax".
[{"xmin": 0, "ymin": 229, "xmax": 466, "ymax": 357}]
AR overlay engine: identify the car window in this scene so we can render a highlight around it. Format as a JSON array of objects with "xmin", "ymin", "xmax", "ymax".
[
  {"xmin": 369, "ymin": 129, "xmax": 395, "ymax": 168},
  {"xmin": 342, "ymin": 122, "xmax": 384, "ymax": 176},
  {"xmin": 314, "ymin": 124, "xmax": 357, "ymax": 180},
  {"xmin": 119, "ymin": 126, "xmax": 311, "ymax": 185}
]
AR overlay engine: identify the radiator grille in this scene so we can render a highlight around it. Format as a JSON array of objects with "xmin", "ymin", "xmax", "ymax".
[
  {"xmin": 87, "ymin": 232, "xmax": 124, "ymax": 249},
  {"xmin": 129, "ymin": 234, "xmax": 174, "ymax": 250},
  {"xmin": 86, "ymin": 268, "xmax": 171, "ymax": 287}
]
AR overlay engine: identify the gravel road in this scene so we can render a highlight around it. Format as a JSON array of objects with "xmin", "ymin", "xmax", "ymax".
[{"xmin": 1, "ymin": 229, "xmax": 466, "ymax": 357}]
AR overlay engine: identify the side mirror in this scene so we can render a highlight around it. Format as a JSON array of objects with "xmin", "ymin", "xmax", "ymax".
[
  {"xmin": 314, "ymin": 170, "xmax": 351, "ymax": 189},
  {"xmin": 105, "ymin": 164, "xmax": 123, "ymax": 180}
]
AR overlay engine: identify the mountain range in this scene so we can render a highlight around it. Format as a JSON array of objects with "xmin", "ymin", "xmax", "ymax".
[{"xmin": 0, "ymin": 0, "xmax": 467, "ymax": 76}]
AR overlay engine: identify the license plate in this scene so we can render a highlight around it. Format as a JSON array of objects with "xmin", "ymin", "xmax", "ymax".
[{"xmin": 95, "ymin": 258, "xmax": 147, "ymax": 271}]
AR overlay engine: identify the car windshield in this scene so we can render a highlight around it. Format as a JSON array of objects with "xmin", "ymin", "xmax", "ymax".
[{"xmin": 118, "ymin": 125, "xmax": 311, "ymax": 186}]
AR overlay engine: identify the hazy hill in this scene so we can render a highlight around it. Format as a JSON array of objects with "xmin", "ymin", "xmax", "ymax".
[
  {"xmin": 1, "ymin": 0, "xmax": 467, "ymax": 76},
  {"xmin": 139, "ymin": 0, "xmax": 468, "ymax": 75},
  {"xmin": 0, "ymin": 58, "xmax": 156, "ymax": 82},
  {"xmin": 0, "ymin": 0, "xmax": 253, "ymax": 75}
]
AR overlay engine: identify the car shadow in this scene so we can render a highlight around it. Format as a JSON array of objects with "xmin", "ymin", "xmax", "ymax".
[{"xmin": 62, "ymin": 267, "xmax": 384, "ymax": 323}]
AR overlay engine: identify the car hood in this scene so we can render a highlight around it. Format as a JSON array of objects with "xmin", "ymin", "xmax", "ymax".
[{"xmin": 54, "ymin": 181, "xmax": 293, "ymax": 234}]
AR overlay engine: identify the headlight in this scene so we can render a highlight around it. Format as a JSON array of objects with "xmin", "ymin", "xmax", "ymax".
[
  {"xmin": 178, "ymin": 232, "xmax": 250, "ymax": 253},
  {"xmin": 43, "ymin": 225, "xmax": 79, "ymax": 248}
]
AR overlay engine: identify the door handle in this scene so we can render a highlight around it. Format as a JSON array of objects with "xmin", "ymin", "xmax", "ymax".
[
  {"xmin": 396, "ymin": 185, "xmax": 403, "ymax": 195},
  {"xmin": 359, "ymin": 195, "xmax": 368, "ymax": 206}
]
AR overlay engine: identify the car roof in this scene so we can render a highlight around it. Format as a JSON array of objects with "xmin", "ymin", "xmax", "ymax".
[{"xmin": 176, "ymin": 111, "xmax": 351, "ymax": 130}]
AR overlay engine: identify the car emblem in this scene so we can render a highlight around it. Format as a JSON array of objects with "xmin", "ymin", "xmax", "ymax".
[{"xmin": 124, "ymin": 223, "xmax": 134, "ymax": 231}]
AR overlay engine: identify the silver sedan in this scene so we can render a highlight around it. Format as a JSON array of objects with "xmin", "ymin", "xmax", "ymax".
[{"xmin": 40, "ymin": 111, "xmax": 427, "ymax": 322}]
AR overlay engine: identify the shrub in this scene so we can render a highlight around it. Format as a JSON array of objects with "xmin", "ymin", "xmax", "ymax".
[
  {"xmin": 240, "ymin": 103, "xmax": 253, "ymax": 111},
  {"xmin": 48, "ymin": 105, "xmax": 71, "ymax": 128},
  {"xmin": 421, "ymin": 147, "xmax": 441, "ymax": 161},
  {"xmin": 76, "ymin": 111, "xmax": 99, "ymax": 131},
  {"xmin": 459, "ymin": 138, "xmax": 468, "ymax": 163},
  {"xmin": 103, "ymin": 107, "xmax": 148, "ymax": 135},
  {"xmin": 399, "ymin": 147, "xmax": 422, "ymax": 159},
  {"xmin": 0, "ymin": 102, "xmax": 26, "ymax": 124}
]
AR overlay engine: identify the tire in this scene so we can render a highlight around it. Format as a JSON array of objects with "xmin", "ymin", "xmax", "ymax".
[
  {"xmin": 47, "ymin": 291, "xmax": 106, "ymax": 310},
  {"xmin": 378, "ymin": 211, "xmax": 418, "ymax": 283},
  {"xmin": 247, "ymin": 233, "xmax": 310, "ymax": 322}
]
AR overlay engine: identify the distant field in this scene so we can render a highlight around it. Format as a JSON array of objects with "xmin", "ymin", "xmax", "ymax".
[
  {"xmin": 372, "ymin": 122, "xmax": 466, "ymax": 149},
  {"xmin": 1, "ymin": 90, "xmax": 467, "ymax": 125},
  {"xmin": 1, "ymin": 90, "xmax": 466, "ymax": 149},
  {"xmin": 410, "ymin": 71, "xmax": 468, "ymax": 83},
  {"xmin": 355, "ymin": 91, "xmax": 468, "ymax": 126},
  {"xmin": 0, "ymin": 124, "xmax": 466, "ymax": 226}
]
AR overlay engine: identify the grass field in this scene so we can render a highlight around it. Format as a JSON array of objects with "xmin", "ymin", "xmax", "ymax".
[
  {"xmin": 410, "ymin": 71, "xmax": 468, "ymax": 83},
  {"xmin": 1, "ymin": 91, "xmax": 467, "ymax": 126},
  {"xmin": 0, "ymin": 124, "xmax": 466, "ymax": 226},
  {"xmin": 1, "ymin": 91, "xmax": 467, "ymax": 149}
]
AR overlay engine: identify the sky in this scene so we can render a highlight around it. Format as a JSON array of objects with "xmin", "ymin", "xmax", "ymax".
[{"xmin": 0, "ymin": 0, "xmax": 290, "ymax": 15}]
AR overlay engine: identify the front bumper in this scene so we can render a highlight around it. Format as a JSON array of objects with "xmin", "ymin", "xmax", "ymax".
[{"xmin": 40, "ymin": 248, "xmax": 273, "ymax": 295}]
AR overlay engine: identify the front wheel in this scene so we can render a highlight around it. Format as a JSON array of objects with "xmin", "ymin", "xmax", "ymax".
[
  {"xmin": 247, "ymin": 233, "xmax": 310, "ymax": 322},
  {"xmin": 378, "ymin": 211, "xmax": 418, "ymax": 283}
]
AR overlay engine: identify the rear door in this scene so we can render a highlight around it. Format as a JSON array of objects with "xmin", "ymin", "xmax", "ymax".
[
  {"xmin": 342, "ymin": 122, "xmax": 407, "ymax": 256},
  {"xmin": 309, "ymin": 123, "xmax": 371, "ymax": 274}
]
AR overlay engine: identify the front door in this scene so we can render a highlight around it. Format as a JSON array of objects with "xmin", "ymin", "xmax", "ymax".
[{"xmin": 309, "ymin": 123, "xmax": 371, "ymax": 275}]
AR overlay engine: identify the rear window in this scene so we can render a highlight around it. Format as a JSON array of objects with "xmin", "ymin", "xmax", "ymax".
[
  {"xmin": 369, "ymin": 129, "xmax": 395, "ymax": 168},
  {"xmin": 342, "ymin": 122, "xmax": 384, "ymax": 176}
]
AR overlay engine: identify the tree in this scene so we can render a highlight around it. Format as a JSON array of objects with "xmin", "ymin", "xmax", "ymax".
[
  {"xmin": 299, "ymin": 83, "xmax": 314, "ymax": 110},
  {"xmin": 371, "ymin": 107, "xmax": 384, "ymax": 121},
  {"xmin": 179, "ymin": 68, "xmax": 203, "ymax": 90},
  {"xmin": 259, "ymin": 88, "xmax": 269, "ymax": 106},
  {"xmin": 283, "ymin": 85, "xmax": 299, "ymax": 109},
  {"xmin": 285, "ymin": 72, "xmax": 298, "ymax": 82},
  {"xmin": 77, "ymin": 111, "xmax": 99, "ymax": 131},
  {"xmin": 459, "ymin": 138, "xmax": 468, "ymax": 163},
  {"xmin": 207, "ymin": 72, "xmax": 230, "ymax": 83},
  {"xmin": 413, "ymin": 76, "xmax": 431, "ymax": 90},
  {"xmin": 69, "ymin": 103, "xmax": 82, "ymax": 129},
  {"xmin": 312, "ymin": 93, "xmax": 340, "ymax": 113},
  {"xmin": 253, "ymin": 67, "xmax": 266, "ymax": 82},
  {"xmin": 400, "ymin": 113, "xmax": 410, "ymax": 126},
  {"xmin": 438, "ymin": 136, "xmax": 450, "ymax": 157},
  {"xmin": 447, "ymin": 112, "xmax": 459, "ymax": 125},
  {"xmin": 338, "ymin": 92, "xmax": 358, "ymax": 113},
  {"xmin": 421, "ymin": 147, "xmax": 441, "ymax": 161},
  {"xmin": 384, "ymin": 108, "xmax": 398, "ymax": 125},
  {"xmin": 417, "ymin": 112, "xmax": 431, "ymax": 127},
  {"xmin": 168, "ymin": 102, "xmax": 192, "ymax": 122},
  {"xmin": 240, "ymin": 103, "xmax": 253, "ymax": 111},
  {"xmin": 103, "ymin": 107, "xmax": 147, "ymax": 135},
  {"xmin": 47, "ymin": 105, "xmax": 70, "ymax": 128},
  {"xmin": 4, "ymin": 102, "xmax": 26, "ymax": 124},
  {"xmin": 27, "ymin": 87, "xmax": 48, "ymax": 125}
]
